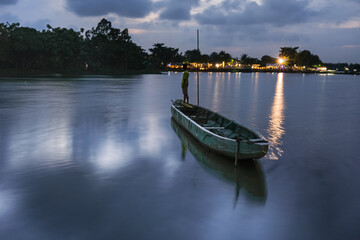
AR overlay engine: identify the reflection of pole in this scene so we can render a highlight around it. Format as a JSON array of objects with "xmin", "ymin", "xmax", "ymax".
[
  {"xmin": 235, "ymin": 130, "xmax": 240, "ymax": 166},
  {"xmin": 197, "ymin": 29, "xmax": 199, "ymax": 105},
  {"xmin": 233, "ymin": 167, "xmax": 241, "ymax": 209},
  {"xmin": 197, "ymin": 72, "xmax": 199, "ymax": 105}
]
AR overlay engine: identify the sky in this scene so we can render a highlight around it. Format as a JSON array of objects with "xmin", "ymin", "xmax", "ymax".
[{"xmin": 1, "ymin": 0, "xmax": 360, "ymax": 63}]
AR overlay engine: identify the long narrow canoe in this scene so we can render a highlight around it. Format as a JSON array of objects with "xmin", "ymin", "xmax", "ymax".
[{"xmin": 171, "ymin": 99, "xmax": 269, "ymax": 161}]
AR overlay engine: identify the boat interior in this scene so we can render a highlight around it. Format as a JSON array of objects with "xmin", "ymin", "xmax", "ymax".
[{"xmin": 176, "ymin": 103, "xmax": 258, "ymax": 140}]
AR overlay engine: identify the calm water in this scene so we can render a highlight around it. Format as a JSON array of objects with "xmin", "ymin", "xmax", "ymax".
[{"xmin": 0, "ymin": 72, "xmax": 359, "ymax": 240}]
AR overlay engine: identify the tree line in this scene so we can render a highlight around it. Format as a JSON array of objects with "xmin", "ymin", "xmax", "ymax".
[
  {"xmin": 1, "ymin": 19, "xmax": 359, "ymax": 73},
  {"xmin": 149, "ymin": 43, "xmax": 359, "ymax": 72},
  {"xmin": 0, "ymin": 19, "xmax": 146, "ymax": 72}
]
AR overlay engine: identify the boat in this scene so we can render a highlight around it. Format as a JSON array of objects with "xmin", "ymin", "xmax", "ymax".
[
  {"xmin": 171, "ymin": 118, "xmax": 267, "ymax": 204},
  {"xmin": 171, "ymin": 99, "xmax": 269, "ymax": 163}
]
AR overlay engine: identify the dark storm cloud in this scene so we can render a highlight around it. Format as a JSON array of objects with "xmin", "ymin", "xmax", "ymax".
[
  {"xmin": 66, "ymin": 0, "xmax": 153, "ymax": 18},
  {"xmin": 0, "ymin": 0, "xmax": 18, "ymax": 5},
  {"xmin": 158, "ymin": 0, "xmax": 200, "ymax": 21},
  {"xmin": 195, "ymin": 0, "xmax": 316, "ymax": 27}
]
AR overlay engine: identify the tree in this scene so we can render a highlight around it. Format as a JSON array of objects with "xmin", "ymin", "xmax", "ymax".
[
  {"xmin": 208, "ymin": 51, "xmax": 232, "ymax": 63},
  {"xmin": 240, "ymin": 54, "xmax": 249, "ymax": 64},
  {"xmin": 218, "ymin": 50, "xmax": 232, "ymax": 62},
  {"xmin": 9, "ymin": 26, "xmax": 45, "ymax": 69},
  {"xmin": 349, "ymin": 63, "xmax": 360, "ymax": 72},
  {"xmin": 0, "ymin": 23, "xmax": 19, "ymax": 68},
  {"xmin": 279, "ymin": 47, "xmax": 299, "ymax": 66},
  {"xmin": 84, "ymin": 18, "xmax": 146, "ymax": 70},
  {"xmin": 240, "ymin": 54, "xmax": 260, "ymax": 65},
  {"xmin": 200, "ymin": 54, "xmax": 210, "ymax": 63},
  {"xmin": 149, "ymin": 43, "xmax": 180, "ymax": 68},
  {"xmin": 323, "ymin": 63, "xmax": 348, "ymax": 71},
  {"xmin": 261, "ymin": 55, "xmax": 276, "ymax": 66},
  {"xmin": 0, "ymin": 19, "xmax": 146, "ymax": 72},
  {"xmin": 43, "ymin": 25, "xmax": 84, "ymax": 69},
  {"xmin": 184, "ymin": 49, "xmax": 202, "ymax": 62},
  {"xmin": 209, "ymin": 52, "xmax": 219, "ymax": 63},
  {"xmin": 296, "ymin": 50, "xmax": 322, "ymax": 67}
]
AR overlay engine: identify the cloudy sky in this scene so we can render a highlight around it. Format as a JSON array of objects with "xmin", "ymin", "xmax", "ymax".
[{"xmin": 1, "ymin": 0, "xmax": 359, "ymax": 63}]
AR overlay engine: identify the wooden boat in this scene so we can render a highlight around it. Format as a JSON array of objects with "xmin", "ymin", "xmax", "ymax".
[{"xmin": 171, "ymin": 99, "xmax": 269, "ymax": 163}]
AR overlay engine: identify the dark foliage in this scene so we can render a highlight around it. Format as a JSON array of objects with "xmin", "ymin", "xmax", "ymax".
[
  {"xmin": 0, "ymin": 19, "xmax": 146, "ymax": 72},
  {"xmin": 240, "ymin": 54, "xmax": 260, "ymax": 65},
  {"xmin": 1, "ymin": 20, "xmax": 358, "ymax": 73},
  {"xmin": 149, "ymin": 43, "xmax": 183, "ymax": 68},
  {"xmin": 324, "ymin": 63, "xmax": 360, "ymax": 72},
  {"xmin": 260, "ymin": 55, "xmax": 276, "ymax": 66},
  {"xmin": 278, "ymin": 46, "xmax": 322, "ymax": 67}
]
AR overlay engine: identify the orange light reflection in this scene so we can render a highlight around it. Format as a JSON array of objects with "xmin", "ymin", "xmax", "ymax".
[{"xmin": 267, "ymin": 73, "xmax": 285, "ymax": 160}]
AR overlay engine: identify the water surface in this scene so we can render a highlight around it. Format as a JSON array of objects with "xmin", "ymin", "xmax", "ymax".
[{"xmin": 0, "ymin": 72, "xmax": 359, "ymax": 240}]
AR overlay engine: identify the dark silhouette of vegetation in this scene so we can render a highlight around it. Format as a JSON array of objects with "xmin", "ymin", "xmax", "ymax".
[
  {"xmin": 260, "ymin": 55, "xmax": 276, "ymax": 66},
  {"xmin": 184, "ymin": 49, "xmax": 202, "ymax": 63},
  {"xmin": 209, "ymin": 51, "xmax": 232, "ymax": 63},
  {"xmin": 84, "ymin": 19, "xmax": 146, "ymax": 71},
  {"xmin": 240, "ymin": 54, "xmax": 260, "ymax": 65},
  {"xmin": 0, "ymin": 19, "xmax": 146, "ymax": 73},
  {"xmin": 323, "ymin": 63, "xmax": 360, "ymax": 72},
  {"xmin": 1, "ymin": 20, "xmax": 359, "ymax": 75},
  {"xmin": 278, "ymin": 46, "xmax": 322, "ymax": 68},
  {"xmin": 279, "ymin": 47, "xmax": 299, "ymax": 66},
  {"xmin": 296, "ymin": 50, "xmax": 321, "ymax": 67},
  {"xmin": 149, "ymin": 43, "xmax": 183, "ymax": 69}
]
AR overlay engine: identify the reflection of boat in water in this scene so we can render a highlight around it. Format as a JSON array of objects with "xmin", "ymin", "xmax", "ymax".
[
  {"xmin": 171, "ymin": 118, "xmax": 267, "ymax": 203},
  {"xmin": 171, "ymin": 100, "xmax": 268, "ymax": 162}
]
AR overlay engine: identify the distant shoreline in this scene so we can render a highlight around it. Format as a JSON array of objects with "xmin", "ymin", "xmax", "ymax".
[
  {"xmin": 0, "ymin": 69, "xmax": 162, "ymax": 78},
  {"xmin": 167, "ymin": 68, "xmax": 360, "ymax": 75},
  {"xmin": 0, "ymin": 68, "xmax": 358, "ymax": 77}
]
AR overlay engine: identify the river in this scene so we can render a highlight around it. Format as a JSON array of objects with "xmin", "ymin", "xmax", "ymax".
[{"xmin": 0, "ymin": 72, "xmax": 359, "ymax": 240}]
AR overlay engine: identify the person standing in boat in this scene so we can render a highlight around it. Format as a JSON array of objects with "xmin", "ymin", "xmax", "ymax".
[{"xmin": 181, "ymin": 63, "xmax": 189, "ymax": 103}]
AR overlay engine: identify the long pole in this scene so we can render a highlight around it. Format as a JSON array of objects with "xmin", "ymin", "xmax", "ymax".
[
  {"xmin": 197, "ymin": 29, "xmax": 200, "ymax": 106},
  {"xmin": 197, "ymin": 29, "xmax": 199, "ymax": 50}
]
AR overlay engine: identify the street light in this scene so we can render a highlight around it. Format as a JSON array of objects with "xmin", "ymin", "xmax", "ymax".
[
  {"xmin": 278, "ymin": 58, "xmax": 285, "ymax": 64},
  {"xmin": 277, "ymin": 57, "xmax": 286, "ymax": 71}
]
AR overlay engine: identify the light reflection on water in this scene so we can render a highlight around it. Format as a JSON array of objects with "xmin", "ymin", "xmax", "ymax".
[
  {"xmin": 267, "ymin": 72, "xmax": 285, "ymax": 160},
  {"xmin": 0, "ymin": 73, "xmax": 359, "ymax": 240}
]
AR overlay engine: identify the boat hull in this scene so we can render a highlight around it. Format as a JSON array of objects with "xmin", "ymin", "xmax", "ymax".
[
  {"xmin": 171, "ymin": 101, "xmax": 268, "ymax": 160},
  {"xmin": 171, "ymin": 118, "xmax": 267, "ymax": 200}
]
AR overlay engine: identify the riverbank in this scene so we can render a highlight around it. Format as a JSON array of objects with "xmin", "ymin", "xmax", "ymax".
[
  {"xmin": 0, "ymin": 68, "xmax": 162, "ymax": 77},
  {"xmin": 167, "ymin": 68, "xmax": 360, "ymax": 75},
  {"xmin": 1, "ymin": 68, "xmax": 358, "ymax": 77}
]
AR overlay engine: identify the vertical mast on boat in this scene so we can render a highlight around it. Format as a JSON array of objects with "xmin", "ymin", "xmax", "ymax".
[{"xmin": 197, "ymin": 29, "xmax": 200, "ymax": 106}]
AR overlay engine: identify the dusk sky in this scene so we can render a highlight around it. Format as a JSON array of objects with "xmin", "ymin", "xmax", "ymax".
[{"xmin": 1, "ymin": 0, "xmax": 359, "ymax": 63}]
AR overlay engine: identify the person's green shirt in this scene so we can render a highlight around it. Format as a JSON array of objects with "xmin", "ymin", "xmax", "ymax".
[{"xmin": 181, "ymin": 71, "xmax": 189, "ymax": 88}]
